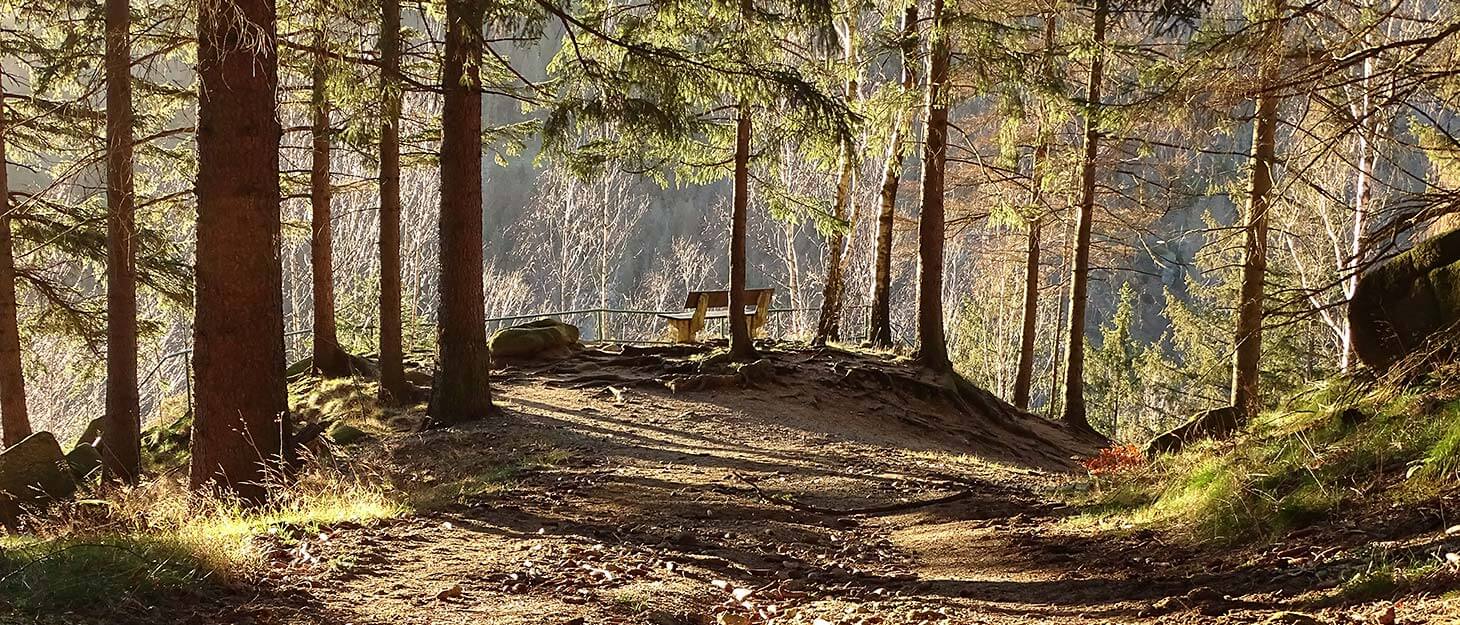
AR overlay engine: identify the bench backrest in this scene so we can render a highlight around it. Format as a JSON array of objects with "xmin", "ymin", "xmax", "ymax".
[{"xmin": 683, "ymin": 288, "xmax": 775, "ymax": 310}]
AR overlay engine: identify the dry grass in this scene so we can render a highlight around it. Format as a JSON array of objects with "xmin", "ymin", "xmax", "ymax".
[{"xmin": 1, "ymin": 449, "xmax": 402, "ymax": 615}]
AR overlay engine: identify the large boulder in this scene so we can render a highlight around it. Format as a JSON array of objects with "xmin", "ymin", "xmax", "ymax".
[
  {"xmin": 1146, "ymin": 406, "xmax": 1239, "ymax": 457},
  {"xmin": 1349, "ymin": 229, "xmax": 1460, "ymax": 371},
  {"xmin": 65, "ymin": 443, "xmax": 104, "ymax": 480},
  {"xmin": 0, "ymin": 432, "xmax": 77, "ymax": 526},
  {"xmin": 488, "ymin": 318, "xmax": 581, "ymax": 359}
]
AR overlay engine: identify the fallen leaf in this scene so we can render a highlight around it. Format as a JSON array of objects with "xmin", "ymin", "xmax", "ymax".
[{"xmin": 717, "ymin": 614, "xmax": 750, "ymax": 625}]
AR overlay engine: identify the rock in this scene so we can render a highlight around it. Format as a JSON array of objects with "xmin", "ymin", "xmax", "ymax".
[
  {"xmin": 286, "ymin": 357, "xmax": 314, "ymax": 378},
  {"xmin": 328, "ymin": 422, "xmax": 368, "ymax": 445},
  {"xmin": 1146, "ymin": 406, "xmax": 1239, "ymax": 456},
  {"xmin": 0, "ymin": 432, "xmax": 77, "ymax": 526},
  {"xmin": 73, "ymin": 417, "xmax": 104, "ymax": 449},
  {"xmin": 65, "ymin": 443, "xmax": 104, "ymax": 480},
  {"xmin": 733, "ymin": 359, "xmax": 775, "ymax": 384},
  {"xmin": 1349, "ymin": 228, "xmax": 1460, "ymax": 371},
  {"xmin": 489, "ymin": 318, "xmax": 581, "ymax": 360},
  {"xmin": 1262, "ymin": 611, "xmax": 1321, "ymax": 625}
]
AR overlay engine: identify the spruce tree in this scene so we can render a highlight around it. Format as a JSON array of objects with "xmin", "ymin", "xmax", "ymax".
[
  {"xmin": 190, "ymin": 0, "xmax": 289, "ymax": 500},
  {"xmin": 0, "ymin": 74, "xmax": 28, "ymax": 448},
  {"xmin": 914, "ymin": 0, "xmax": 951, "ymax": 371},
  {"xmin": 1059, "ymin": 0, "xmax": 1107, "ymax": 432},
  {"xmin": 377, "ymin": 0, "xmax": 409, "ymax": 402},
  {"xmin": 101, "ymin": 0, "xmax": 140, "ymax": 481},
  {"xmin": 427, "ymin": 0, "xmax": 493, "ymax": 423}
]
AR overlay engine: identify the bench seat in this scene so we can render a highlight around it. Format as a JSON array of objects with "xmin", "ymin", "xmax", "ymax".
[
  {"xmin": 658, "ymin": 306, "xmax": 759, "ymax": 321},
  {"xmin": 660, "ymin": 289, "xmax": 775, "ymax": 343}
]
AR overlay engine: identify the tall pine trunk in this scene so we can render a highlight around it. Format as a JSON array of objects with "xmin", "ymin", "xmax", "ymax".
[
  {"xmin": 0, "ymin": 81, "xmax": 28, "ymax": 449},
  {"xmin": 191, "ymin": 0, "xmax": 288, "ymax": 501},
  {"xmin": 728, "ymin": 108, "xmax": 757, "ymax": 360},
  {"xmin": 427, "ymin": 0, "xmax": 492, "ymax": 423},
  {"xmin": 101, "ymin": 0, "xmax": 140, "ymax": 481},
  {"xmin": 814, "ymin": 12, "xmax": 858, "ymax": 345},
  {"xmin": 1059, "ymin": 0, "xmax": 1106, "ymax": 432},
  {"xmin": 378, "ymin": 0, "xmax": 407, "ymax": 402},
  {"xmin": 914, "ymin": 0, "xmax": 950, "ymax": 371},
  {"xmin": 1231, "ymin": 0, "xmax": 1282, "ymax": 425},
  {"xmin": 1012, "ymin": 15, "xmax": 1056, "ymax": 411},
  {"xmin": 1012, "ymin": 217, "xmax": 1041, "ymax": 410},
  {"xmin": 867, "ymin": 3, "xmax": 917, "ymax": 349},
  {"xmin": 310, "ymin": 43, "xmax": 348, "ymax": 378}
]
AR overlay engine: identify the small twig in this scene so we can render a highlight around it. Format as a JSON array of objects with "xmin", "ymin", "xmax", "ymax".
[{"xmin": 730, "ymin": 472, "xmax": 973, "ymax": 517}]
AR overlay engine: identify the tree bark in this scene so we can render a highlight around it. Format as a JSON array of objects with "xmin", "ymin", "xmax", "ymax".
[
  {"xmin": 729, "ymin": 107, "xmax": 757, "ymax": 361},
  {"xmin": 427, "ymin": 0, "xmax": 492, "ymax": 423},
  {"xmin": 867, "ymin": 2, "xmax": 918, "ymax": 349},
  {"xmin": 0, "ymin": 82, "xmax": 28, "ymax": 449},
  {"xmin": 310, "ymin": 43, "xmax": 349, "ymax": 378},
  {"xmin": 1012, "ymin": 217, "xmax": 1041, "ymax": 410},
  {"xmin": 101, "ymin": 0, "xmax": 140, "ymax": 482},
  {"xmin": 814, "ymin": 11, "xmax": 859, "ymax": 346},
  {"xmin": 1231, "ymin": 0, "xmax": 1282, "ymax": 425},
  {"xmin": 191, "ymin": 0, "xmax": 288, "ymax": 501},
  {"xmin": 1060, "ymin": 0, "xmax": 1106, "ymax": 433},
  {"xmin": 914, "ymin": 0, "xmax": 950, "ymax": 372},
  {"xmin": 1012, "ymin": 15, "xmax": 1056, "ymax": 412},
  {"xmin": 378, "ymin": 0, "xmax": 407, "ymax": 402}
]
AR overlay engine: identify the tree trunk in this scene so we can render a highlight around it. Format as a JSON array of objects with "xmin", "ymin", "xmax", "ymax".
[
  {"xmin": 311, "ymin": 43, "xmax": 349, "ymax": 378},
  {"xmin": 1060, "ymin": 0, "xmax": 1106, "ymax": 433},
  {"xmin": 378, "ymin": 0, "xmax": 407, "ymax": 402},
  {"xmin": 1231, "ymin": 1, "xmax": 1282, "ymax": 425},
  {"xmin": 101, "ymin": 0, "xmax": 140, "ymax": 482},
  {"xmin": 1012, "ymin": 218, "xmax": 1041, "ymax": 410},
  {"xmin": 191, "ymin": 0, "xmax": 288, "ymax": 501},
  {"xmin": 0, "ymin": 83, "xmax": 28, "ymax": 449},
  {"xmin": 729, "ymin": 107, "xmax": 757, "ymax": 361},
  {"xmin": 914, "ymin": 0, "xmax": 950, "ymax": 372},
  {"xmin": 868, "ymin": 2, "xmax": 918, "ymax": 349},
  {"xmin": 1012, "ymin": 16, "xmax": 1056, "ymax": 412},
  {"xmin": 427, "ymin": 0, "xmax": 493, "ymax": 423},
  {"xmin": 814, "ymin": 11, "xmax": 859, "ymax": 346}
]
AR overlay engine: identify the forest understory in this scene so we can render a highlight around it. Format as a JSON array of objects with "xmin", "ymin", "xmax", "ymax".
[{"xmin": 23, "ymin": 344, "xmax": 1454, "ymax": 625}]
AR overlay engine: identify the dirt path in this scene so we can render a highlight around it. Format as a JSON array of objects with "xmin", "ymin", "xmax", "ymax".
[{"xmin": 153, "ymin": 347, "xmax": 1453, "ymax": 625}]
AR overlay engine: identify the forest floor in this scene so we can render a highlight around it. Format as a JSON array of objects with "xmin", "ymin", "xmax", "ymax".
[{"xmin": 102, "ymin": 344, "xmax": 1460, "ymax": 624}]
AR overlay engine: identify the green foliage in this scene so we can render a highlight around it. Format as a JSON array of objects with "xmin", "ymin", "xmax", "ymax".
[
  {"xmin": 1076, "ymin": 377, "xmax": 1460, "ymax": 543},
  {"xmin": 539, "ymin": 0, "xmax": 855, "ymax": 219}
]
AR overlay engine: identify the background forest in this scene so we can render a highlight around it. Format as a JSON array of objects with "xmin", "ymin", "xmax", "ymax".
[{"xmin": 1, "ymin": 0, "xmax": 1457, "ymax": 446}]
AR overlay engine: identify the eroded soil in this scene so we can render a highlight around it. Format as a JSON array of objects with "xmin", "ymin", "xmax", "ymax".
[{"xmin": 110, "ymin": 345, "xmax": 1460, "ymax": 624}]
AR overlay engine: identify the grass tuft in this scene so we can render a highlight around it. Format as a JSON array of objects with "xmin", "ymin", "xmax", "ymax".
[
  {"xmin": 0, "ymin": 465, "xmax": 401, "ymax": 615},
  {"xmin": 1073, "ymin": 377, "xmax": 1460, "ymax": 543}
]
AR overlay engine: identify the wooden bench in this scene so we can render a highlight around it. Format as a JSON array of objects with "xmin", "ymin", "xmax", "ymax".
[{"xmin": 659, "ymin": 288, "xmax": 775, "ymax": 343}]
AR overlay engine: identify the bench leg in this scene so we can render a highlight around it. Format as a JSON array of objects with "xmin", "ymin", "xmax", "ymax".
[{"xmin": 667, "ymin": 319, "xmax": 694, "ymax": 343}]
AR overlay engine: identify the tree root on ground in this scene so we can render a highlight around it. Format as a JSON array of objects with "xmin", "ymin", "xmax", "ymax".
[{"xmin": 729, "ymin": 472, "xmax": 973, "ymax": 517}]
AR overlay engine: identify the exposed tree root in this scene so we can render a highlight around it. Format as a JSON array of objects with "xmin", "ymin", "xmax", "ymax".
[{"xmin": 730, "ymin": 471, "xmax": 973, "ymax": 517}]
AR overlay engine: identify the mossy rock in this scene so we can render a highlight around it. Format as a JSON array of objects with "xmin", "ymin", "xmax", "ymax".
[
  {"xmin": 327, "ymin": 422, "xmax": 368, "ymax": 445},
  {"xmin": 489, "ymin": 319, "xmax": 581, "ymax": 359},
  {"xmin": 65, "ymin": 443, "xmax": 103, "ymax": 481},
  {"xmin": 1350, "ymin": 228, "xmax": 1460, "ymax": 371},
  {"xmin": 0, "ymin": 432, "xmax": 76, "ymax": 526}
]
